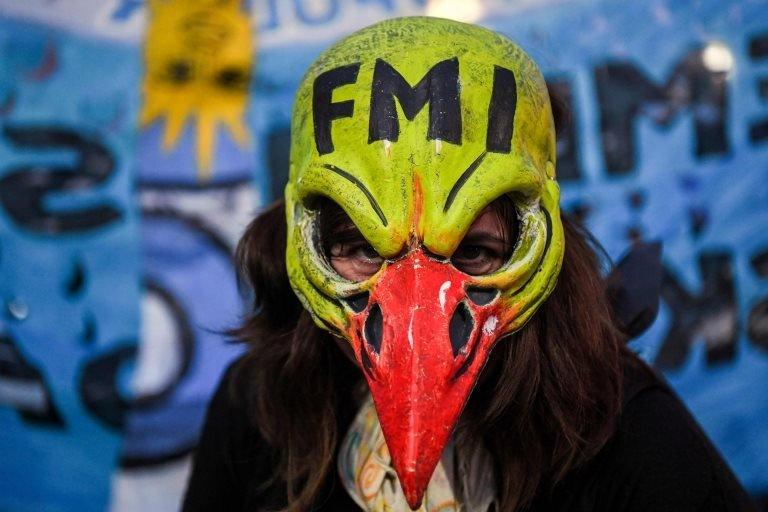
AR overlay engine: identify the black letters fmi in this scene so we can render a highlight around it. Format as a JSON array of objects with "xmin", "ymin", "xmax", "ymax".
[{"xmin": 312, "ymin": 59, "xmax": 517, "ymax": 155}]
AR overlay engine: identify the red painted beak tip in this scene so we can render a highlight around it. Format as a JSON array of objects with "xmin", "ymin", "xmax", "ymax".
[
  {"xmin": 406, "ymin": 493, "xmax": 423, "ymax": 511},
  {"xmin": 402, "ymin": 480, "xmax": 425, "ymax": 511}
]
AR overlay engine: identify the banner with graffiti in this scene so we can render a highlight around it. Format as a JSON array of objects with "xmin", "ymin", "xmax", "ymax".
[
  {"xmin": 122, "ymin": 0, "xmax": 255, "ymax": 485},
  {"xmin": 0, "ymin": 0, "xmax": 766, "ymax": 510},
  {"xmin": 0, "ymin": 16, "xmax": 142, "ymax": 512}
]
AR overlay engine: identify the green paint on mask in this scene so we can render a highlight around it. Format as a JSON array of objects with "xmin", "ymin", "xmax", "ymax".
[{"xmin": 286, "ymin": 16, "xmax": 564, "ymax": 336}]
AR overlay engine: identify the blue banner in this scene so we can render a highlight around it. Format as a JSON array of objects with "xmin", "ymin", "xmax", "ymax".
[
  {"xmin": 0, "ymin": 18, "xmax": 141, "ymax": 512},
  {"xmin": 0, "ymin": 0, "xmax": 766, "ymax": 509}
]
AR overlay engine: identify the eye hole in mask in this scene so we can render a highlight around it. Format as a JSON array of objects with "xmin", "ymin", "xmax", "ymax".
[
  {"xmin": 317, "ymin": 197, "xmax": 385, "ymax": 282},
  {"xmin": 451, "ymin": 195, "xmax": 518, "ymax": 276},
  {"xmin": 316, "ymin": 195, "xmax": 519, "ymax": 282}
]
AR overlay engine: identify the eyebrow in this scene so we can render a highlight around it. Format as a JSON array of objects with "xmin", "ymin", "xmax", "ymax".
[
  {"xmin": 321, "ymin": 163, "xmax": 388, "ymax": 226},
  {"xmin": 460, "ymin": 230, "xmax": 510, "ymax": 246}
]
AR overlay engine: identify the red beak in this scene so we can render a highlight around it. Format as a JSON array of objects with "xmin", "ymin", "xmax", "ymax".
[{"xmin": 349, "ymin": 250, "xmax": 503, "ymax": 509}]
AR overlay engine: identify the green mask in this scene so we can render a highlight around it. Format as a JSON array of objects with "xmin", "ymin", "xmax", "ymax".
[{"xmin": 285, "ymin": 16, "xmax": 563, "ymax": 509}]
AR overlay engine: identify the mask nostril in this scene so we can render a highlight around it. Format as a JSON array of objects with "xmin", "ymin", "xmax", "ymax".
[
  {"xmin": 364, "ymin": 303, "xmax": 384, "ymax": 354},
  {"xmin": 449, "ymin": 302, "xmax": 474, "ymax": 357},
  {"xmin": 344, "ymin": 292, "xmax": 369, "ymax": 313},
  {"xmin": 467, "ymin": 287, "xmax": 499, "ymax": 306}
]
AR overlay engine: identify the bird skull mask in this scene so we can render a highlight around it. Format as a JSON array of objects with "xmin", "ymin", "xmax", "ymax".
[{"xmin": 285, "ymin": 17, "xmax": 564, "ymax": 509}]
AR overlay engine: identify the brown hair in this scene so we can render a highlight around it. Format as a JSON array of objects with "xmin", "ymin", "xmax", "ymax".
[{"xmin": 230, "ymin": 198, "xmax": 624, "ymax": 511}]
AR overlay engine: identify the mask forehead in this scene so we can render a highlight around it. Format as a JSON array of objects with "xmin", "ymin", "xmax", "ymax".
[{"xmin": 288, "ymin": 17, "xmax": 556, "ymax": 258}]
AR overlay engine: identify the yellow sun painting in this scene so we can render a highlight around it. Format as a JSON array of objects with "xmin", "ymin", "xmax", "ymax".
[{"xmin": 140, "ymin": 0, "xmax": 254, "ymax": 180}]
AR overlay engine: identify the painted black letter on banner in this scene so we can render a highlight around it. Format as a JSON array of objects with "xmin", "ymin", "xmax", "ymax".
[
  {"xmin": 655, "ymin": 252, "xmax": 737, "ymax": 369},
  {"xmin": 0, "ymin": 126, "xmax": 121, "ymax": 234},
  {"xmin": 546, "ymin": 77, "xmax": 581, "ymax": 181},
  {"xmin": 595, "ymin": 47, "xmax": 729, "ymax": 174},
  {"xmin": 313, "ymin": 63, "xmax": 360, "ymax": 155},
  {"xmin": 368, "ymin": 57, "xmax": 461, "ymax": 144},
  {"xmin": 486, "ymin": 66, "xmax": 517, "ymax": 153}
]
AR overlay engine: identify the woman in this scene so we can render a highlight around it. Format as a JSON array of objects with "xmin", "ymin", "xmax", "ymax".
[{"xmin": 183, "ymin": 17, "xmax": 755, "ymax": 512}]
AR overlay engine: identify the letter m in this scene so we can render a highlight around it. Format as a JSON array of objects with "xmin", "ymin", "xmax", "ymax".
[
  {"xmin": 594, "ymin": 48, "xmax": 729, "ymax": 174},
  {"xmin": 368, "ymin": 58, "xmax": 461, "ymax": 145}
]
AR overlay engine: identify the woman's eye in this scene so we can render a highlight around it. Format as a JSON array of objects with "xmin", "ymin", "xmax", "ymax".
[
  {"xmin": 330, "ymin": 242, "xmax": 380, "ymax": 260},
  {"xmin": 316, "ymin": 197, "xmax": 384, "ymax": 281},
  {"xmin": 328, "ymin": 241, "xmax": 383, "ymax": 280},
  {"xmin": 454, "ymin": 245, "xmax": 484, "ymax": 261},
  {"xmin": 451, "ymin": 243, "xmax": 505, "ymax": 275},
  {"xmin": 449, "ymin": 197, "xmax": 518, "ymax": 275},
  {"xmin": 358, "ymin": 244, "xmax": 381, "ymax": 260}
]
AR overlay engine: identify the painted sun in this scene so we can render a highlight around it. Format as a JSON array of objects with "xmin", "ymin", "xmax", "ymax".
[{"xmin": 140, "ymin": 0, "xmax": 254, "ymax": 180}]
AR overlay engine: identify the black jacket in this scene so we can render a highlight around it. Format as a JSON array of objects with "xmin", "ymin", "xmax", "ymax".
[{"xmin": 182, "ymin": 353, "xmax": 756, "ymax": 512}]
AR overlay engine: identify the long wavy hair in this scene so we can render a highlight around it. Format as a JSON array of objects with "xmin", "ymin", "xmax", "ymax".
[{"xmin": 229, "ymin": 193, "xmax": 625, "ymax": 511}]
